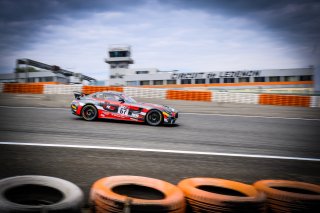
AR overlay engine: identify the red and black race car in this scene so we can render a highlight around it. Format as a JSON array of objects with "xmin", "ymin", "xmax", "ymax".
[{"xmin": 71, "ymin": 91, "xmax": 178, "ymax": 126}]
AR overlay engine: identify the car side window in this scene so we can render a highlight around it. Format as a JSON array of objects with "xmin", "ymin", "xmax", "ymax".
[
  {"xmin": 94, "ymin": 92, "xmax": 104, "ymax": 99},
  {"xmin": 103, "ymin": 93, "xmax": 118, "ymax": 101}
]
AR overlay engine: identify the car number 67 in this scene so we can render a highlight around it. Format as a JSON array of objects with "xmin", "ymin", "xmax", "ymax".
[{"xmin": 118, "ymin": 106, "xmax": 129, "ymax": 115}]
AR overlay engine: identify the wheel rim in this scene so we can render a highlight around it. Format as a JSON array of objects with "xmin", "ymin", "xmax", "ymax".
[
  {"xmin": 147, "ymin": 111, "xmax": 161, "ymax": 125},
  {"xmin": 83, "ymin": 106, "xmax": 96, "ymax": 120}
]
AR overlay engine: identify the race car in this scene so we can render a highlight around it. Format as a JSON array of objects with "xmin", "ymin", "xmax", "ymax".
[{"xmin": 71, "ymin": 91, "xmax": 178, "ymax": 126}]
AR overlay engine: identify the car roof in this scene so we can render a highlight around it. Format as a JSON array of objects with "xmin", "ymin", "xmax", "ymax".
[{"xmin": 100, "ymin": 91, "xmax": 123, "ymax": 95}]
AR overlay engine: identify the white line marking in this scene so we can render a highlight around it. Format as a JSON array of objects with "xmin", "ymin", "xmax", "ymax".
[
  {"xmin": 181, "ymin": 112, "xmax": 320, "ymax": 121},
  {"xmin": 1, "ymin": 142, "xmax": 319, "ymax": 162},
  {"xmin": 0, "ymin": 105, "xmax": 319, "ymax": 121}
]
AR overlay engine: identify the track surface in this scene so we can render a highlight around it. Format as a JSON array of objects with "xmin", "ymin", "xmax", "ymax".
[{"xmin": 0, "ymin": 104, "xmax": 319, "ymax": 201}]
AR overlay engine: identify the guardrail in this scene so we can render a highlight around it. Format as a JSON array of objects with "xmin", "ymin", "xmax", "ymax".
[
  {"xmin": 124, "ymin": 87, "xmax": 167, "ymax": 99},
  {"xmin": 1, "ymin": 83, "xmax": 319, "ymax": 108}
]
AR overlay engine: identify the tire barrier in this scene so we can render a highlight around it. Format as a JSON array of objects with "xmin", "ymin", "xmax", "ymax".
[
  {"xmin": 44, "ymin": 84, "xmax": 83, "ymax": 94},
  {"xmin": 177, "ymin": 178, "xmax": 266, "ymax": 213},
  {"xmin": 310, "ymin": 96, "xmax": 320, "ymax": 108},
  {"xmin": 3, "ymin": 83, "xmax": 44, "ymax": 94},
  {"xmin": 213, "ymin": 92, "xmax": 259, "ymax": 104},
  {"xmin": 254, "ymin": 180, "xmax": 320, "ymax": 213},
  {"xmin": 82, "ymin": 86, "xmax": 124, "ymax": 94},
  {"xmin": 1, "ymin": 175, "xmax": 319, "ymax": 212},
  {"xmin": 166, "ymin": 90, "xmax": 212, "ymax": 102},
  {"xmin": 259, "ymin": 94, "xmax": 311, "ymax": 107},
  {"xmin": 124, "ymin": 87, "xmax": 167, "ymax": 99},
  {"xmin": 90, "ymin": 175, "xmax": 186, "ymax": 213},
  {"xmin": 0, "ymin": 175, "xmax": 84, "ymax": 213},
  {"xmin": 0, "ymin": 83, "xmax": 318, "ymax": 107}
]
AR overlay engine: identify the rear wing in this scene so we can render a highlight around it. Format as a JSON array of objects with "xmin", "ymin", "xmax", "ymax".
[{"xmin": 73, "ymin": 91, "xmax": 88, "ymax": 100}]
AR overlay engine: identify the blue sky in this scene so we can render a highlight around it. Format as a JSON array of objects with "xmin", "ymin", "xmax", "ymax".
[{"xmin": 0, "ymin": 0, "xmax": 319, "ymax": 80}]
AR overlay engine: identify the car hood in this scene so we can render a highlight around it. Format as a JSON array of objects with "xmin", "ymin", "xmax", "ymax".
[{"xmin": 133, "ymin": 102, "xmax": 176, "ymax": 112}]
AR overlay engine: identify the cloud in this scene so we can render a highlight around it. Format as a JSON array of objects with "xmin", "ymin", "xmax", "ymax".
[
  {"xmin": 0, "ymin": 0, "xmax": 319, "ymax": 77},
  {"xmin": 0, "ymin": 0, "xmax": 147, "ymax": 73},
  {"xmin": 164, "ymin": 0, "xmax": 320, "ymax": 54},
  {"xmin": 0, "ymin": 0, "xmax": 145, "ymax": 51}
]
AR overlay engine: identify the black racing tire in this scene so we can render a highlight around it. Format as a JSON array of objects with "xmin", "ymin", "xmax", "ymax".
[
  {"xmin": 81, "ymin": 104, "xmax": 98, "ymax": 121},
  {"xmin": 0, "ymin": 175, "xmax": 84, "ymax": 213},
  {"xmin": 146, "ymin": 110, "xmax": 163, "ymax": 126}
]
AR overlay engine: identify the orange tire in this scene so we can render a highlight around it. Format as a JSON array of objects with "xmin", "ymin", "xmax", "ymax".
[
  {"xmin": 90, "ymin": 176, "xmax": 185, "ymax": 213},
  {"xmin": 178, "ymin": 178, "xmax": 266, "ymax": 213},
  {"xmin": 254, "ymin": 180, "xmax": 320, "ymax": 212}
]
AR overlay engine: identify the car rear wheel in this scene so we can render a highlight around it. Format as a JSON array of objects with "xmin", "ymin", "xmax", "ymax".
[
  {"xmin": 146, "ymin": 110, "xmax": 163, "ymax": 126},
  {"xmin": 81, "ymin": 105, "xmax": 97, "ymax": 121}
]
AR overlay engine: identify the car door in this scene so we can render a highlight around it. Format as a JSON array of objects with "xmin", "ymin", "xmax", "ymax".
[
  {"xmin": 114, "ymin": 95, "xmax": 133, "ymax": 120},
  {"xmin": 102, "ymin": 93, "xmax": 129, "ymax": 120}
]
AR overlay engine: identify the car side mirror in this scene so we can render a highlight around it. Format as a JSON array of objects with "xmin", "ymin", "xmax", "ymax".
[{"xmin": 118, "ymin": 98, "xmax": 125, "ymax": 103}]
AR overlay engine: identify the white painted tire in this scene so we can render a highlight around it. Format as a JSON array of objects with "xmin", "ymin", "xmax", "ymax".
[{"xmin": 0, "ymin": 175, "xmax": 84, "ymax": 212}]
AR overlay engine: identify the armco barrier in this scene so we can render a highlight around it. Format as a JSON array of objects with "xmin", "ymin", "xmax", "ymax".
[
  {"xmin": 213, "ymin": 92, "xmax": 259, "ymax": 104},
  {"xmin": 82, "ymin": 86, "xmax": 123, "ymax": 94},
  {"xmin": 310, "ymin": 96, "xmax": 320, "ymax": 108},
  {"xmin": 259, "ymin": 94, "xmax": 311, "ymax": 107},
  {"xmin": 124, "ymin": 87, "xmax": 167, "ymax": 99},
  {"xmin": 3, "ymin": 83, "xmax": 44, "ymax": 94},
  {"xmin": 166, "ymin": 90, "xmax": 212, "ymax": 102},
  {"xmin": 1, "ymin": 83, "xmax": 319, "ymax": 108},
  {"xmin": 44, "ymin": 84, "xmax": 83, "ymax": 94}
]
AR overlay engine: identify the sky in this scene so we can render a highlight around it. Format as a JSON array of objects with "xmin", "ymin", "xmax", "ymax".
[{"xmin": 0, "ymin": 0, "xmax": 319, "ymax": 80}]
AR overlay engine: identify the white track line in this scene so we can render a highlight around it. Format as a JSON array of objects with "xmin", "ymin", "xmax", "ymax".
[
  {"xmin": 1, "ymin": 142, "xmax": 319, "ymax": 162},
  {"xmin": 182, "ymin": 112, "xmax": 320, "ymax": 121},
  {"xmin": 0, "ymin": 105, "xmax": 319, "ymax": 121}
]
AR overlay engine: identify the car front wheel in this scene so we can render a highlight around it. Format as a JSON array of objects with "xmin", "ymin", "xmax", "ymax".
[{"xmin": 146, "ymin": 110, "xmax": 163, "ymax": 126}]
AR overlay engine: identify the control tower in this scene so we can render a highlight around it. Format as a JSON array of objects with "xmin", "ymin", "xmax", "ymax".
[{"xmin": 105, "ymin": 45, "xmax": 134, "ymax": 85}]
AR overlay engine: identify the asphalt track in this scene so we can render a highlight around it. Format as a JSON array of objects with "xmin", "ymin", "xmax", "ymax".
[{"xmin": 0, "ymin": 95, "xmax": 320, "ymax": 202}]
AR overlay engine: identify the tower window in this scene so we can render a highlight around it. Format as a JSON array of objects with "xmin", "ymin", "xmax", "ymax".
[{"xmin": 109, "ymin": 51, "xmax": 129, "ymax": 58}]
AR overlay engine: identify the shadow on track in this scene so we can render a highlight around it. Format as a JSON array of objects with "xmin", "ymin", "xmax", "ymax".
[{"xmin": 72, "ymin": 117, "xmax": 180, "ymax": 128}]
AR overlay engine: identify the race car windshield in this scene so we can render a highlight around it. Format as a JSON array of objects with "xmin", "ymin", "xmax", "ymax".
[{"xmin": 121, "ymin": 95, "xmax": 137, "ymax": 104}]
